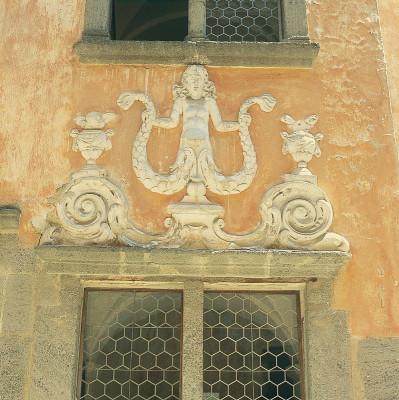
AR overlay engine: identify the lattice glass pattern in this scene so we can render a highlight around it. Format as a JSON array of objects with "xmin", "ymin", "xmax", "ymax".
[
  {"xmin": 203, "ymin": 293, "xmax": 301, "ymax": 400},
  {"xmin": 206, "ymin": 0, "xmax": 280, "ymax": 42},
  {"xmin": 80, "ymin": 290, "xmax": 182, "ymax": 400}
]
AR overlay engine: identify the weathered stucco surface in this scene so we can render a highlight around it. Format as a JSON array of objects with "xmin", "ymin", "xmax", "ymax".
[
  {"xmin": 2, "ymin": 0, "xmax": 396, "ymax": 335},
  {"xmin": 0, "ymin": 0, "xmax": 398, "ymax": 398},
  {"xmin": 377, "ymin": 0, "xmax": 399, "ymax": 160}
]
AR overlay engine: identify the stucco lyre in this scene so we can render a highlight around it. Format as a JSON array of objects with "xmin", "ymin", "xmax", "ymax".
[{"xmin": 117, "ymin": 65, "xmax": 276, "ymax": 198}]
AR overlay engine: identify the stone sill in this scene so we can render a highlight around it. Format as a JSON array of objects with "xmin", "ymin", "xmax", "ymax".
[
  {"xmin": 0, "ymin": 207, "xmax": 21, "ymax": 232},
  {"xmin": 73, "ymin": 39, "xmax": 320, "ymax": 68},
  {"xmin": 36, "ymin": 246, "xmax": 350, "ymax": 279}
]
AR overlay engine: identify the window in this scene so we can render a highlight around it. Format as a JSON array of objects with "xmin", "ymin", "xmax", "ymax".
[
  {"xmin": 205, "ymin": 0, "xmax": 280, "ymax": 42},
  {"xmin": 79, "ymin": 290, "xmax": 183, "ymax": 399},
  {"xmin": 203, "ymin": 292, "xmax": 302, "ymax": 399},
  {"xmin": 74, "ymin": 0, "xmax": 319, "ymax": 67},
  {"xmin": 113, "ymin": 0, "xmax": 189, "ymax": 41},
  {"xmin": 36, "ymin": 246, "xmax": 351, "ymax": 399},
  {"xmin": 78, "ymin": 286, "xmax": 303, "ymax": 400},
  {"xmin": 113, "ymin": 0, "xmax": 281, "ymax": 43}
]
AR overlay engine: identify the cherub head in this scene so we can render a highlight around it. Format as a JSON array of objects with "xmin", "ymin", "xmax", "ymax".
[{"xmin": 173, "ymin": 65, "xmax": 217, "ymax": 100}]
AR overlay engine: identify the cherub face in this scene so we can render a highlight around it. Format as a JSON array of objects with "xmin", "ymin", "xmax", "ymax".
[{"xmin": 183, "ymin": 66, "xmax": 207, "ymax": 100}]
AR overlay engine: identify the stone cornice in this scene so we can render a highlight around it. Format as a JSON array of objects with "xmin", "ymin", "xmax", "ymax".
[
  {"xmin": 73, "ymin": 39, "xmax": 320, "ymax": 68},
  {"xmin": 35, "ymin": 246, "xmax": 351, "ymax": 279}
]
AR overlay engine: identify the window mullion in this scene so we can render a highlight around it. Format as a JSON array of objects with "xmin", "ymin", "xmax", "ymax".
[
  {"xmin": 83, "ymin": 0, "xmax": 112, "ymax": 39},
  {"xmin": 182, "ymin": 281, "xmax": 204, "ymax": 400},
  {"xmin": 186, "ymin": 0, "xmax": 207, "ymax": 41},
  {"xmin": 280, "ymin": 0, "xmax": 310, "ymax": 42}
]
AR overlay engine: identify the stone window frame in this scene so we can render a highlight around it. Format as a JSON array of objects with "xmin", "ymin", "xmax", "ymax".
[
  {"xmin": 77, "ymin": 280, "xmax": 306, "ymax": 400},
  {"xmin": 73, "ymin": 0, "xmax": 319, "ymax": 67},
  {"xmin": 33, "ymin": 246, "xmax": 352, "ymax": 400}
]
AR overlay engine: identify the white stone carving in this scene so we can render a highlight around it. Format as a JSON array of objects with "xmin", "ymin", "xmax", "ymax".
[
  {"xmin": 36, "ymin": 70, "xmax": 349, "ymax": 253},
  {"xmin": 261, "ymin": 176, "xmax": 350, "ymax": 251},
  {"xmin": 268, "ymin": 114, "xmax": 349, "ymax": 251},
  {"xmin": 116, "ymin": 65, "xmax": 279, "ymax": 249},
  {"xmin": 38, "ymin": 113, "xmax": 119, "ymax": 245},
  {"xmin": 117, "ymin": 65, "xmax": 276, "ymax": 198},
  {"xmin": 39, "ymin": 113, "xmax": 174, "ymax": 246},
  {"xmin": 39, "ymin": 170, "xmax": 125, "ymax": 245},
  {"xmin": 70, "ymin": 112, "xmax": 116, "ymax": 166},
  {"xmin": 280, "ymin": 114, "xmax": 323, "ymax": 176}
]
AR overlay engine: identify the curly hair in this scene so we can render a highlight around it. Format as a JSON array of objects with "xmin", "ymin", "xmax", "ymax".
[{"xmin": 172, "ymin": 65, "xmax": 217, "ymax": 100}]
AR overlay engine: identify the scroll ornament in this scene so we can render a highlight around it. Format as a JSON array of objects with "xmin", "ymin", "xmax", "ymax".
[
  {"xmin": 270, "ymin": 114, "xmax": 349, "ymax": 251},
  {"xmin": 37, "ymin": 112, "xmax": 119, "ymax": 245},
  {"xmin": 35, "ymin": 66, "xmax": 349, "ymax": 252}
]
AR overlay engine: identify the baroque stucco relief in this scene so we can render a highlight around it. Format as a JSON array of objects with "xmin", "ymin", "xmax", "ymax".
[{"xmin": 35, "ymin": 66, "xmax": 349, "ymax": 252}]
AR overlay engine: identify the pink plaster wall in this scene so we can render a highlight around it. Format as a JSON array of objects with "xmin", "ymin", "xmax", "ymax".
[{"xmin": 0, "ymin": 0, "xmax": 398, "ymax": 336}]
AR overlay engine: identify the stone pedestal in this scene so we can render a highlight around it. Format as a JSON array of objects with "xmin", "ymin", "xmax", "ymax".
[{"xmin": 166, "ymin": 200, "xmax": 228, "ymax": 249}]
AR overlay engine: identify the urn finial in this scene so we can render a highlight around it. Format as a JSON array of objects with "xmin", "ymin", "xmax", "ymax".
[
  {"xmin": 70, "ymin": 112, "xmax": 115, "ymax": 166},
  {"xmin": 280, "ymin": 114, "xmax": 323, "ymax": 176}
]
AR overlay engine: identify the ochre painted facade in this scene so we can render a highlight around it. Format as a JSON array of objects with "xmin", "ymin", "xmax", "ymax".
[{"xmin": 0, "ymin": 1, "xmax": 398, "ymax": 397}]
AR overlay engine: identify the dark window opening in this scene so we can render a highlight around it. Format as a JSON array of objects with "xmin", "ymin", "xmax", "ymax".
[{"xmin": 113, "ymin": 0, "xmax": 189, "ymax": 41}]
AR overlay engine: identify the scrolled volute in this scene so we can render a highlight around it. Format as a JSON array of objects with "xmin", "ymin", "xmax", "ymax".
[
  {"xmin": 262, "ymin": 180, "xmax": 349, "ymax": 251},
  {"xmin": 41, "ymin": 176, "xmax": 127, "ymax": 245}
]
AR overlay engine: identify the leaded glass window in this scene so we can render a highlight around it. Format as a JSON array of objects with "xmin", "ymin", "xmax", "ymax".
[
  {"xmin": 112, "ymin": 0, "xmax": 280, "ymax": 42},
  {"xmin": 79, "ymin": 290, "xmax": 182, "ymax": 400},
  {"xmin": 78, "ymin": 288, "xmax": 302, "ymax": 400},
  {"xmin": 203, "ymin": 292, "xmax": 301, "ymax": 400},
  {"xmin": 206, "ymin": 0, "xmax": 280, "ymax": 42}
]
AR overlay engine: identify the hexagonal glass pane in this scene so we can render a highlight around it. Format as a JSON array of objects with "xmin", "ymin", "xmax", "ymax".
[
  {"xmin": 203, "ymin": 291, "xmax": 301, "ymax": 399},
  {"xmin": 80, "ymin": 290, "xmax": 181, "ymax": 399},
  {"xmin": 206, "ymin": 0, "xmax": 280, "ymax": 42}
]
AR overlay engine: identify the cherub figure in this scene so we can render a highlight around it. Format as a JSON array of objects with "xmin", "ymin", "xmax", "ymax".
[
  {"xmin": 118, "ymin": 65, "xmax": 276, "ymax": 197},
  {"xmin": 155, "ymin": 65, "xmax": 239, "ymax": 169}
]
